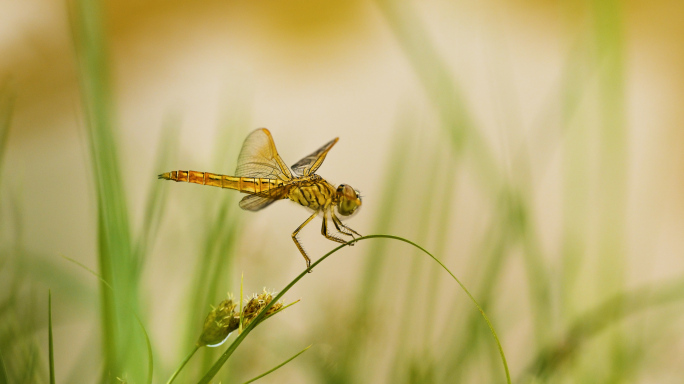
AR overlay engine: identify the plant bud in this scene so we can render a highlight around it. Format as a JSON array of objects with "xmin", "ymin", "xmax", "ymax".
[{"xmin": 197, "ymin": 298, "xmax": 239, "ymax": 347}]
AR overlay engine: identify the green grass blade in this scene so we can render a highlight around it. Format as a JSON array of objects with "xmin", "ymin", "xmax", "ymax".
[
  {"xmin": 0, "ymin": 90, "xmax": 13, "ymax": 177},
  {"xmin": 375, "ymin": 0, "xmax": 554, "ymax": 359},
  {"xmin": 133, "ymin": 115, "xmax": 181, "ymax": 272},
  {"xmin": 240, "ymin": 345, "xmax": 311, "ymax": 384},
  {"xmin": 60, "ymin": 255, "xmax": 152, "ymax": 382},
  {"xmin": 239, "ymin": 273, "xmax": 244, "ymax": 334},
  {"xmin": 181, "ymin": 119, "xmax": 244, "ymax": 354},
  {"xmin": 356, "ymin": 117, "xmax": 412, "ymax": 297},
  {"xmin": 61, "ymin": 255, "xmax": 114, "ymax": 291},
  {"xmin": 167, "ymin": 345, "xmax": 199, "ymax": 384},
  {"xmin": 0, "ymin": 349, "xmax": 7, "ymax": 384},
  {"xmin": 174, "ymin": 103, "xmax": 246, "ymax": 376},
  {"xmin": 388, "ymin": 142, "xmax": 443, "ymax": 382},
  {"xmin": 18, "ymin": 342, "xmax": 40, "ymax": 383},
  {"xmin": 199, "ymin": 235, "xmax": 510, "ymax": 384},
  {"xmin": 313, "ymin": 119, "xmax": 413, "ymax": 382},
  {"xmin": 68, "ymin": 0, "xmax": 137, "ymax": 377},
  {"xmin": 593, "ymin": 0, "xmax": 629, "ymax": 378},
  {"xmin": 373, "ymin": 0, "xmax": 498, "ymax": 188},
  {"xmin": 423, "ymin": 157, "xmax": 457, "ymax": 341},
  {"xmin": 134, "ymin": 315, "xmax": 154, "ymax": 384},
  {"xmin": 48, "ymin": 290, "xmax": 55, "ymax": 384},
  {"xmin": 521, "ymin": 275, "xmax": 684, "ymax": 381}
]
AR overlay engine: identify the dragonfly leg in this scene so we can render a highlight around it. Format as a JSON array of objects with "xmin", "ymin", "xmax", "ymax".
[
  {"xmin": 292, "ymin": 211, "xmax": 319, "ymax": 271},
  {"xmin": 332, "ymin": 212, "xmax": 362, "ymax": 239},
  {"xmin": 331, "ymin": 215, "xmax": 354, "ymax": 237},
  {"xmin": 321, "ymin": 211, "xmax": 347, "ymax": 245}
]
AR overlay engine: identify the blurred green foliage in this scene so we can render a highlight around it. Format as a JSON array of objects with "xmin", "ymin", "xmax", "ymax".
[{"xmin": 1, "ymin": 0, "xmax": 683, "ymax": 383}]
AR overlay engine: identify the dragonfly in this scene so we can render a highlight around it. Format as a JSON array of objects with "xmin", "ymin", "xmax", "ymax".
[{"xmin": 159, "ymin": 128, "xmax": 362, "ymax": 270}]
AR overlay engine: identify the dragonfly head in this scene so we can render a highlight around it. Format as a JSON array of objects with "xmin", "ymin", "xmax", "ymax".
[{"xmin": 336, "ymin": 184, "xmax": 362, "ymax": 217}]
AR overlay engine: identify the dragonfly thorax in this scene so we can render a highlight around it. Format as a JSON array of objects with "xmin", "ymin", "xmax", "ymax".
[{"xmin": 287, "ymin": 177, "xmax": 336, "ymax": 211}]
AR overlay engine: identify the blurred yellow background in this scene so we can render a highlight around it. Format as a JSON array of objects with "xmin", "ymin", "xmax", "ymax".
[{"xmin": 2, "ymin": 0, "xmax": 684, "ymax": 382}]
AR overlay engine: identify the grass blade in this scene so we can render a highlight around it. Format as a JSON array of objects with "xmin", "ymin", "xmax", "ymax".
[
  {"xmin": 388, "ymin": 141, "xmax": 443, "ymax": 382},
  {"xmin": 373, "ymin": 0, "xmax": 497, "ymax": 187},
  {"xmin": 134, "ymin": 315, "xmax": 154, "ymax": 384},
  {"xmin": 167, "ymin": 345, "xmax": 199, "ymax": 384},
  {"xmin": 68, "ymin": 0, "xmax": 137, "ymax": 377},
  {"xmin": 133, "ymin": 115, "xmax": 181, "ymax": 270},
  {"xmin": 521, "ymin": 275, "xmax": 684, "ymax": 381},
  {"xmin": 60, "ymin": 255, "xmax": 152, "ymax": 382},
  {"xmin": 199, "ymin": 235, "xmax": 510, "ymax": 384},
  {"xmin": 0, "ymin": 349, "xmax": 7, "ymax": 384},
  {"xmin": 48, "ymin": 290, "xmax": 55, "ymax": 384},
  {"xmin": 0, "ymin": 89, "xmax": 13, "ymax": 176},
  {"xmin": 375, "ymin": 0, "xmax": 554, "ymax": 356},
  {"xmin": 241, "ymin": 345, "xmax": 312, "ymax": 384}
]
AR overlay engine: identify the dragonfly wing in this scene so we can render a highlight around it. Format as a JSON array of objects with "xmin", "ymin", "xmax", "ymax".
[
  {"xmin": 235, "ymin": 128, "xmax": 293, "ymax": 181},
  {"xmin": 291, "ymin": 137, "xmax": 339, "ymax": 176},
  {"xmin": 239, "ymin": 194, "xmax": 279, "ymax": 211},
  {"xmin": 238, "ymin": 185, "xmax": 291, "ymax": 211}
]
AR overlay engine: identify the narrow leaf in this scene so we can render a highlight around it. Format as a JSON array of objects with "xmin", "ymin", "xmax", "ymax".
[
  {"xmin": 134, "ymin": 314, "xmax": 154, "ymax": 384},
  {"xmin": 0, "ymin": 346, "xmax": 9, "ymax": 383},
  {"xmin": 166, "ymin": 345, "xmax": 199, "ymax": 384},
  {"xmin": 49, "ymin": 290, "xmax": 55, "ymax": 384},
  {"xmin": 241, "ymin": 345, "xmax": 312, "ymax": 384}
]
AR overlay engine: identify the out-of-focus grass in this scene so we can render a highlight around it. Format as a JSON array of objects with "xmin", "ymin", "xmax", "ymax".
[
  {"xmin": 0, "ymin": 350, "xmax": 7, "ymax": 383},
  {"xmin": 241, "ymin": 344, "xmax": 312, "ymax": 384},
  {"xmin": 313, "ymin": 114, "xmax": 414, "ymax": 383},
  {"xmin": 3, "ymin": 0, "xmax": 684, "ymax": 383},
  {"xmin": 179, "ymin": 105, "xmax": 247, "ymax": 381},
  {"xmin": 70, "ymin": 0, "xmax": 143, "ymax": 380},
  {"xmin": 521, "ymin": 274, "xmax": 684, "ymax": 381},
  {"xmin": 0, "ymin": 83, "xmax": 12, "ymax": 181},
  {"xmin": 48, "ymin": 290, "xmax": 55, "ymax": 384}
]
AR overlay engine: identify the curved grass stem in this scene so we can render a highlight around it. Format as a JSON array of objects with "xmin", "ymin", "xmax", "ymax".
[{"xmin": 199, "ymin": 234, "xmax": 511, "ymax": 384}]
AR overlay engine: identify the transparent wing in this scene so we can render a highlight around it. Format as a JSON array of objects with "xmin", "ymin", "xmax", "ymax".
[
  {"xmin": 291, "ymin": 137, "xmax": 339, "ymax": 176},
  {"xmin": 235, "ymin": 128, "xmax": 293, "ymax": 181},
  {"xmin": 238, "ymin": 185, "xmax": 291, "ymax": 211}
]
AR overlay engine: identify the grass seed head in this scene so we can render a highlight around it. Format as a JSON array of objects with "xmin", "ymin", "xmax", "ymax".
[
  {"xmin": 197, "ymin": 297, "xmax": 239, "ymax": 347},
  {"xmin": 241, "ymin": 289, "xmax": 283, "ymax": 328}
]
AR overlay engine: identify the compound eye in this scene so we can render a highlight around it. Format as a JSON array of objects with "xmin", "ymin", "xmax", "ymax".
[{"xmin": 341, "ymin": 185, "xmax": 355, "ymax": 200}]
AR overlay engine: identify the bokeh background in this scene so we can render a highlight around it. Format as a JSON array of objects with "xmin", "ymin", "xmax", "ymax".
[{"xmin": 2, "ymin": 0, "xmax": 684, "ymax": 382}]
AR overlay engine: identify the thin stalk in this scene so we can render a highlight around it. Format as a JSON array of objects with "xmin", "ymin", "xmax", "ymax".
[
  {"xmin": 389, "ymin": 142, "xmax": 442, "ymax": 382},
  {"xmin": 48, "ymin": 290, "xmax": 55, "ymax": 384},
  {"xmin": 167, "ymin": 345, "xmax": 199, "ymax": 384},
  {"xmin": 239, "ymin": 273, "xmax": 244, "ymax": 334},
  {"xmin": 240, "ymin": 345, "xmax": 312, "ymax": 384},
  {"xmin": 593, "ymin": 0, "xmax": 628, "ymax": 378},
  {"xmin": 331, "ymin": 116, "xmax": 412, "ymax": 382},
  {"xmin": 69, "ymin": 0, "xmax": 137, "ymax": 377},
  {"xmin": 0, "ymin": 349, "xmax": 7, "ymax": 384},
  {"xmin": 200, "ymin": 235, "xmax": 510, "ymax": 384},
  {"xmin": 0, "ymin": 90, "xmax": 14, "ymax": 179},
  {"xmin": 375, "ymin": 0, "xmax": 554, "ymax": 362}
]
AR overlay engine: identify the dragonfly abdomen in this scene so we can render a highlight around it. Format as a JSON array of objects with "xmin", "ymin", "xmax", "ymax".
[{"xmin": 158, "ymin": 170, "xmax": 283, "ymax": 194}]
